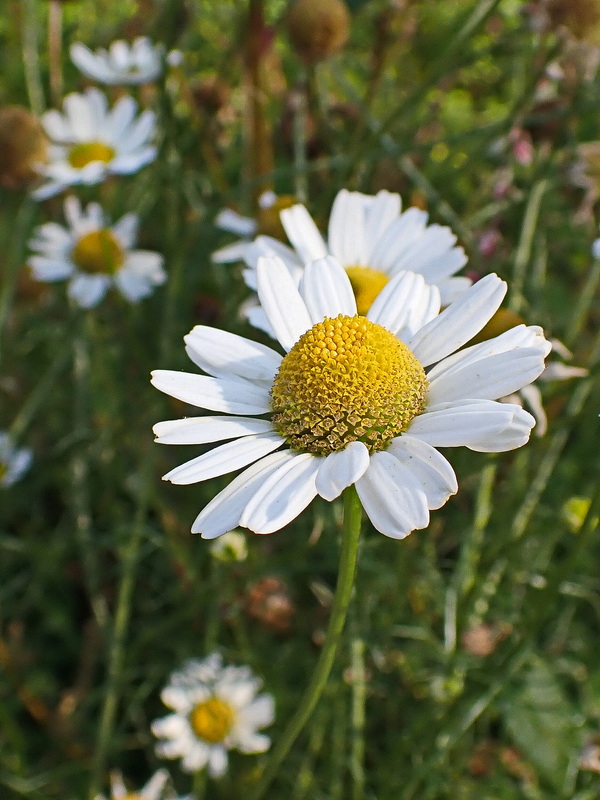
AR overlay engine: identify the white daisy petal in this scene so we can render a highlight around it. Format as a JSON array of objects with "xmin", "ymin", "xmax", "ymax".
[
  {"xmin": 280, "ymin": 204, "xmax": 329, "ymax": 263},
  {"xmin": 192, "ymin": 451, "xmax": 295, "ymax": 538},
  {"xmin": 151, "ymin": 370, "xmax": 270, "ymax": 414},
  {"xmin": 408, "ymin": 273, "xmax": 507, "ymax": 366},
  {"xmin": 362, "ymin": 190, "xmax": 402, "ymax": 262},
  {"xmin": 256, "ymin": 256, "xmax": 312, "ymax": 351},
  {"xmin": 240, "ymin": 453, "xmax": 320, "ymax": 533},
  {"xmin": 518, "ymin": 384, "xmax": 547, "ymax": 436},
  {"xmin": 427, "ymin": 348, "xmax": 547, "ymax": 405},
  {"xmin": 315, "ymin": 441, "xmax": 370, "ymax": 501},
  {"xmin": 162, "ymin": 432, "xmax": 284, "ymax": 485},
  {"xmin": 243, "ymin": 236, "xmax": 302, "ymax": 281},
  {"xmin": 327, "ymin": 189, "xmax": 367, "ymax": 266},
  {"xmin": 153, "ymin": 416, "xmax": 275, "ymax": 445},
  {"xmin": 300, "ymin": 256, "xmax": 357, "ymax": 322},
  {"xmin": 142, "ymin": 769, "xmax": 169, "ymax": 800},
  {"xmin": 184, "ymin": 325, "xmax": 282, "ymax": 382},
  {"xmin": 68, "ymin": 273, "xmax": 110, "ymax": 307},
  {"xmin": 367, "ymin": 270, "xmax": 441, "ymax": 336},
  {"xmin": 215, "ymin": 208, "xmax": 257, "ymax": 237},
  {"xmin": 407, "ymin": 399, "xmax": 535, "ymax": 451},
  {"xmin": 356, "ymin": 452, "xmax": 430, "ymax": 539},
  {"xmin": 207, "ymin": 747, "xmax": 229, "ymax": 777},
  {"xmin": 387, "ymin": 435, "xmax": 458, "ymax": 509}
]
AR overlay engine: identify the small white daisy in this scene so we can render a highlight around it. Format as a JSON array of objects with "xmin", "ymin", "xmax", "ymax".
[
  {"xmin": 152, "ymin": 653, "xmax": 275, "ymax": 777},
  {"xmin": 217, "ymin": 189, "xmax": 471, "ymax": 332},
  {"xmin": 27, "ymin": 196, "xmax": 166, "ymax": 308},
  {"xmin": 0, "ymin": 432, "xmax": 32, "ymax": 488},
  {"xmin": 152, "ymin": 255, "xmax": 550, "ymax": 539},
  {"xmin": 33, "ymin": 88, "xmax": 157, "ymax": 200},
  {"xmin": 95, "ymin": 769, "xmax": 170, "ymax": 800},
  {"xmin": 70, "ymin": 37, "xmax": 164, "ymax": 86}
]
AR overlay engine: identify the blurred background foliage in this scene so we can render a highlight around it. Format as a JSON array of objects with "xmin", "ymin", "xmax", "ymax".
[{"xmin": 1, "ymin": 0, "xmax": 600, "ymax": 798}]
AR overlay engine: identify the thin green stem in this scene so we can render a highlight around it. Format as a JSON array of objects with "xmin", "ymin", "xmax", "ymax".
[
  {"xmin": 350, "ymin": 635, "xmax": 366, "ymax": 800},
  {"xmin": 510, "ymin": 179, "xmax": 548, "ymax": 314},
  {"xmin": 20, "ymin": 0, "xmax": 45, "ymax": 116},
  {"xmin": 250, "ymin": 487, "xmax": 363, "ymax": 800},
  {"xmin": 0, "ymin": 198, "xmax": 37, "ymax": 368}
]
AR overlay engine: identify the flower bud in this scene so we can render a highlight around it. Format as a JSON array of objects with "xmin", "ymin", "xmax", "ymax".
[
  {"xmin": 287, "ymin": 0, "xmax": 350, "ymax": 63},
  {"xmin": 0, "ymin": 107, "xmax": 48, "ymax": 189}
]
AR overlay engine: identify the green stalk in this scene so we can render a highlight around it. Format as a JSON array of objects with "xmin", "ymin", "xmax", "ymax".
[
  {"xmin": 250, "ymin": 486, "xmax": 363, "ymax": 800},
  {"xmin": 350, "ymin": 635, "xmax": 366, "ymax": 800}
]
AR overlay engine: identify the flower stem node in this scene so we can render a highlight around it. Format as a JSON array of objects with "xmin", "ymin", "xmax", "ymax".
[{"xmin": 271, "ymin": 314, "xmax": 427, "ymax": 456}]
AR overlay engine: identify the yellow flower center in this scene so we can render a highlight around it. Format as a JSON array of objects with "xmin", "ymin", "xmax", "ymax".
[
  {"xmin": 68, "ymin": 141, "xmax": 115, "ymax": 169},
  {"xmin": 271, "ymin": 314, "xmax": 428, "ymax": 456},
  {"xmin": 190, "ymin": 697, "xmax": 235, "ymax": 744},
  {"xmin": 122, "ymin": 795, "xmax": 142, "ymax": 800},
  {"xmin": 345, "ymin": 266, "xmax": 390, "ymax": 315},
  {"xmin": 72, "ymin": 229, "xmax": 125, "ymax": 275}
]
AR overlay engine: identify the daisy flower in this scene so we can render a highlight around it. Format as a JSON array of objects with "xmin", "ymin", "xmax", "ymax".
[
  {"xmin": 27, "ymin": 196, "xmax": 166, "ymax": 308},
  {"xmin": 220, "ymin": 189, "xmax": 470, "ymax": 334},
  {"xmin": 33, "ymin": 88, "xmax": 157, "ymax": 200},
  {"xmin": 151, "ymin": 653, "xmax": 274, "ymax": 777},
  {"xmin": 95, "ymin": 769, "xmax": 170, "ymax": 800},
  {"xmin": 0, "ymin": 432, "xmax": 32, "ymax": 488},
  {"xmin": 70, "ymin": 37, "xmax": 164, "ymax": 85},
  {"xmin": 151, "ymin": 255, "xmax": 550, "ymax": 539}
]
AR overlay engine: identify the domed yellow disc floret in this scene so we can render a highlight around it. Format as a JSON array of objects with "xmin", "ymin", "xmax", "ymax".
[
  {"xmin": 68, "ymin": 141, "xmax": 115, "ymax": 169},
  {"xmin": 72, "ymin": 229, "xmax": 125, "ymax": 275},
  {"xmin": 345, "ymin": 266, "xmax": 390, "ymax": 315},
  {"xmin": 271, "ymin": 314, "xmax": 428, "ymax": 456},
  {"xmin": 190, "ymin": 697, "xmax": 235, "ymax": 744}
]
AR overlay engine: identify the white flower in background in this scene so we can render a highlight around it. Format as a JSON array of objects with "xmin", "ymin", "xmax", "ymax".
[
  {"xmin": 211, "ymin": 191, "xmax": 295, "ymax": 264},
  {"xmin": 152, "ymin": 256, "xmax": 550, "ymax": 539},
  {"xmin": 219, "ymin": 189, "xmax": 471, "ymax": 333},
  {"xmin": 152, "ymin": 653, "xmax": 274, "ymax": 777},
  {"xmin": 33, "ymin": 88, "xmax": 157, "ymax": 200},
  {"xmin": 27, "ymin": 196, "xmax": 166, "ymax": 308},
  {"xmin": 0, "ymin": 432, "xmax": 32, "ymax": 488},
  {"xmin": 95, "ymin": 769, "xmax": 170, "ymax": 800},
  {"xmin": 504, "ymin": 338, "xmax": 588, "ymax": 436},
  {"xmin": 70, "ymin": 37, "xmax": 164, "ymax": 85},
  {"xmin": 209, "ymin": 530, "xmax": 248, "ymax": 562}
]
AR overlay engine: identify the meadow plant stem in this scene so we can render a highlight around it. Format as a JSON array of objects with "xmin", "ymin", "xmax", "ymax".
[
  {"xmin": 350, "ymin": 635, "xmax": 366, "ymax": 800},
  {"xmin": 510, "ymin": 179, "xmax": 548, "ymax": 313},
  {"xmin": 292, "ymin": 82, "xmax": 309, "ymax": 204},
  {"xmin": 0, "ymin": 198, "xmax": 37, "ymax": 368},
  {"xmin": 250, "ymin": 486, "xmax": 363, "ymax": 800},
  {"xmin": 20, "ymin": 0, "xmax": 45, "ymax": 116},
  {"xmin": 192, "ymin": 768, "xmax": 207, "ymax": 799},
  {"xmin": 72, "ymin": 318, "xmax": 110, "ymax": 632},
  {"xmin": 48, "ymin": 0, "xmax": 63, "ymax": 106}
]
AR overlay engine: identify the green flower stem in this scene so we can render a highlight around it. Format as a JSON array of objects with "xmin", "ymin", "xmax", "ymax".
[
  {"xmin": 350, "ymin": 635, "xmax": 366, "ymax": 800},
  {"xmin": 20, "ymin": 0, "xmax": 45, "ymax": 116},
  {"xmin": 250, "ymin": 486, "xmax": 363, "ymax": 800},
  {"xmin": 510, "ymin": 179, "xmax": 548, "ymax": 314}
]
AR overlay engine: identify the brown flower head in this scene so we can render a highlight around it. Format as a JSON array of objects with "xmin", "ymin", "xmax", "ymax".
[
  {"xmin": 287, "ymin": 0, "xmax": 350, "ymax": 63},
  {"xmin": 0, "ymin": 106, "xmax": 48, "ymax": 189}
]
